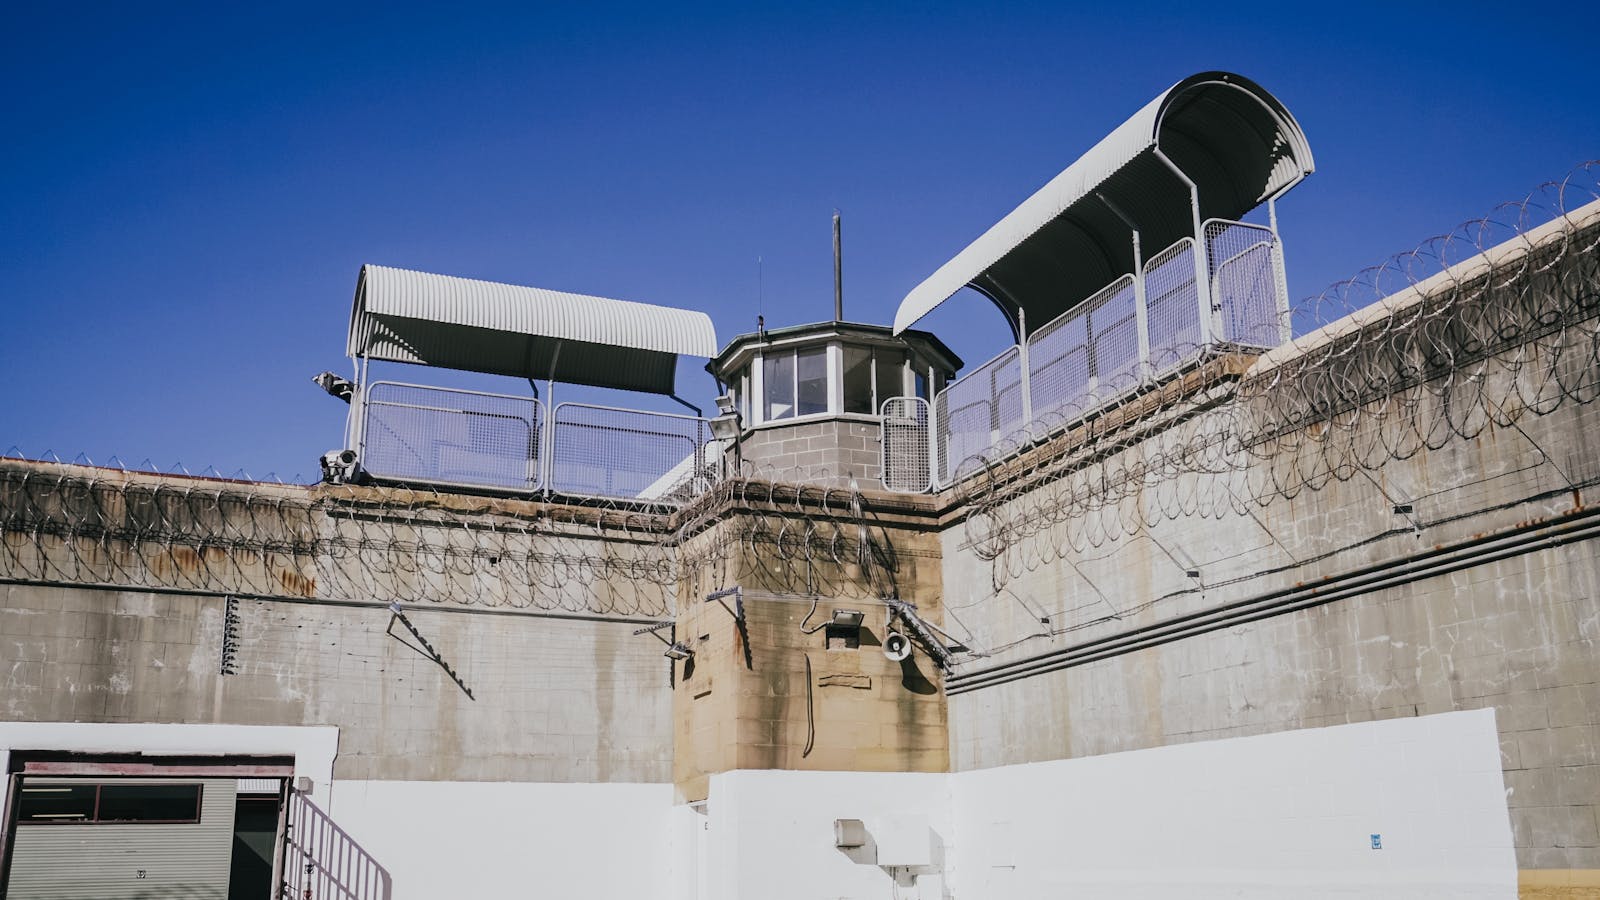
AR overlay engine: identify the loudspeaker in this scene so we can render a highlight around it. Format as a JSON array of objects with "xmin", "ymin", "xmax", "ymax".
[{"xmin": 883, "ymin": 629, "xmax": 911, "ymax": 662}]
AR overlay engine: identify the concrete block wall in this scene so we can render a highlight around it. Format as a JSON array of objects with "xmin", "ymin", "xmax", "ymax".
[{"xmin": 734, "ymin": 418, "xmax": 883, "ymax": 485}]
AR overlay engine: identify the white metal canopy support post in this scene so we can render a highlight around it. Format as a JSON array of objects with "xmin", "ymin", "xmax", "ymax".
[
  {"xmin": 1153, "ymin": 147, "xmax": 1214, "ymax": 346},
  {"xmin": 542, "ymin": 340, "xmax": 562, "ymax": 496},
  {"xmin": 1016, "ymin": 307, "xmax": 1032, "ymax": 432},
  {"xmin": 1096, "ymin": 191, "xmax": 1150, "ymax": 378},
  {"xmin": 982, "ymin": 272, "xmax": 1033, "ymax": 436},
  {"xmin": 1266, "ymin": 194, "xmax": 1293, "ymax": 343},
  {"xmin": 926, "ymin": 363, "xmax": 940, "ymax": 491}
]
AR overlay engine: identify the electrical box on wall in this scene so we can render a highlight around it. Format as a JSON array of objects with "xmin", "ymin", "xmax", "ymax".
[{"xmin": 835, "ymin": 818, "xmax": 867, "ymax": 849}]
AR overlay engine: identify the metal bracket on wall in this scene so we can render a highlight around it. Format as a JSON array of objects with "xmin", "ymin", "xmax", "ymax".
[
  {"xmin": 705, "ymin": 587, "xmax": 752, "ymax": 669},
  {"xmin": 385, "ymin": 602, "xmax": 475, "ymax": 700}
]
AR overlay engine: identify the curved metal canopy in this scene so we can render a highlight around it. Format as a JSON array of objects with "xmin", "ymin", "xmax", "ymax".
[
  {"xmin": 348, "ymin": 264, "xmax": 718, "ymax": 394},
  {"xmin": 894, "ymin": 71, "xmax": 1314, "ymax": 338}
]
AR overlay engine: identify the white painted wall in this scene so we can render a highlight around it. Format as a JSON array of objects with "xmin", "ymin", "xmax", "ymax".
[
  {"xmin": 683, "ymin": 712, "xmax": 1512, "ymax": 900},
  {"xmin": 328, "ymin": 780, "xmax": 674, "ymax": 900},
  {"xmin": 0, "ymin": 713, "xmax": 1514, "ymax": 900},
  {"xmin": 704, "ymin": 769, "xmax": 953, "ymax": 900},
  {"xmin": 951, "ymin": 709, "xmax": 1516, "ymax": 899}
]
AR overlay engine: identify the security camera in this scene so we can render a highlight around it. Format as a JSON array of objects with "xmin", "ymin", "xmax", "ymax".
[
  {"xmin": 312, "ymin": 371, "xmax": 355, "ymax": 403},
  {"xmin": 319, "ymin": 449, "xmax": 360, "ymax": 484},
  {"xmin": 883, "ymin": 629, "xmax": 912, "ymax": 662}
]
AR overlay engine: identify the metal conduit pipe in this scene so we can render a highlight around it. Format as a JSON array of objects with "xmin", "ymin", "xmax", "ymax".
[{"xmin": 947, "ymin": 504, "xmax": 1600, "ymax": 695}]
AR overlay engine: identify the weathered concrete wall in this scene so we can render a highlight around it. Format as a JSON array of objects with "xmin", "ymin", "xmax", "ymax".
[
  {"xmin": 940, "ymin": 350, "xmax": 1600, "ymax": 880},
  {"xmin": 671, "ymin": 489, "xmax": 948, "ymax": 802},
  {"xmin": 0, "ymin": 467, "xmax": 679, "ymax": 782},
  {"xmin": 0, "ymin": 583, "xmax": 672, "ymax": 781}
]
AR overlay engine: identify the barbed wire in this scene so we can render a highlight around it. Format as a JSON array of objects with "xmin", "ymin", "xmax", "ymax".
[
  {"xmin": 0, "ymin": 453, "xmax": 910, "ymax": 618},
  {"xmin": 949, "ymin": 161, "xmax": 1600, "ymax": 597},
  {"xmin": 6, "ymin": 163, "xmax": 1597, "ymax": 632}
]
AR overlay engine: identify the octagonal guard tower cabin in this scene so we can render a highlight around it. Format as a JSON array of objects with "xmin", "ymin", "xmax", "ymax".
[
  {"xmin": 708, "ymin": 322, "xmax": 960, "ymax": 489},
  {"xmin": 895, "ymin": 71, "xmax": 1315, "ymax": 488},
  {"xmin": 342, "ymin": 264, "xmax": 719, "ymax": 503}
]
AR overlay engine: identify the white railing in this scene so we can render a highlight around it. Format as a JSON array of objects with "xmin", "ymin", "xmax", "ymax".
[
  {"xmin": 909, "ymin": 219, "xmax": 1287, "ymax": 492},
  {"xmin": 932, "ymin": 345, "xmax": 1025, "ymax": 485},
  {"xmin": 1205, "ymin": 218, "xmax": 1290, "ymax": 349},
  {"xmin": 549, "ymin": 402, "xmax": 715, "ymax": 502},
  {"xmin": 881, "ymin": 396, "xmax": 932, "ymax": 493},
  {"xmin": 358, "ymin": 387, "xmax": 714, "ymax": 504},
  {"xmin": 360, "ymin": 381, "xmax": 545, "ymax": 493}
]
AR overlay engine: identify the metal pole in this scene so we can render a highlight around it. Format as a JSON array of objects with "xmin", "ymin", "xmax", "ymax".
[
  {"xmin": 833, "ymin": 211, "xmax": 843, "ymax": 322},
  {"xmin": 350, "ymin": 356, "xmax": 370, "ymax": 459},
  {"xmin": 543, "ymin": 341, "xmax": 562, "ymax": 496},
  {"xmin": 1152, "ymin": 148, "xmax": 1214, "ymax": 346},
  {"xmin": 1095, "ymin": 192, "xmax": 1149, "ymax": 379},
  {"xmin": 1267, "ymin": 195, "xmax": 1293, "ymax": 343},
  {"xmin": 1016, "ymin": 307, "xmax": 1032, "ymax": 433},
  {"xmin": 926, "ymin": 364, "xmax": 940, "ymax": 492}
]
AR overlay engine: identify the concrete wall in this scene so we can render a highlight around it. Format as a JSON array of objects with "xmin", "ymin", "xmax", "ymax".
[
  {"xmin": 1, "ymin": 584, "xmax": 671, "ymax": 782},
  {"xmin": 939, "ymin": 351, "xmax": 1600, "ymax": 880},
  {"xmin": 671, "ymin": 495, "xmax": 948, "ymax": 803}
]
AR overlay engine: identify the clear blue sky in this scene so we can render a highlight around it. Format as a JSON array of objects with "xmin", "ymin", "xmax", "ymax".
[{"xmin": 2, "ymin": 2, "xmax": 1592, "ymax": 480}]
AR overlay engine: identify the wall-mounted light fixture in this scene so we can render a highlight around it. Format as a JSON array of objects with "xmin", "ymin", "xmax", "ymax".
[{"xmin": 829, "ymin": 609, "xmax": 865, "ymax": 629}]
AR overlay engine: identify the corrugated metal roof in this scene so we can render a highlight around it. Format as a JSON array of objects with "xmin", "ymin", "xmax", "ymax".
[
  {"xmin": 347, "ymin": 265, "xmax": 718, "ymax": 394},
  {"xmin": 894, "ymin": 71, "xmax": 1314, "ymax": 337}
]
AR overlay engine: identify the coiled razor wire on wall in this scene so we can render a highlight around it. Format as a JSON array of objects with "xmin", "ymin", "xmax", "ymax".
[
  {"xmin": 0, "ymin": 453, "xmax": 905, "ymax": 618},
  {"xmin": 4, "ymin": 163, "xmax": 1598, "ymax": 624},
  {"xmin": 0, "ymin": 466, "xmax": 680, "ymax": 617},
  {"xmin": 950, "ymin": 162, "xmax": 1600, "ymax": 591}
]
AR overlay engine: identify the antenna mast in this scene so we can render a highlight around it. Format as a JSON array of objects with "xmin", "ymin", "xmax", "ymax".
[{"xmin": 832, "ymin": 210, "xmax": 843, "ymax": 321}]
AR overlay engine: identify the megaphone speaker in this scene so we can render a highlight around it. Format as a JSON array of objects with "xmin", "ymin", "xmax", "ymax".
[{"xmin": 883, "ymin": 629, "xmax": 912, "ymax": 662}]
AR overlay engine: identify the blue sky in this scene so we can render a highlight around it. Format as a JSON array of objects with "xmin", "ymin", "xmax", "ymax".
[{"xmin": 1, "ymin": 2, "xmax": 1592, "ymax": 480}]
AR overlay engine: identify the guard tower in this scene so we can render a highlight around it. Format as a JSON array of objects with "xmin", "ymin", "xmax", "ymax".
[{"xmin": 707, "ymin": 322, "xmax": 960, "ymax": 488}]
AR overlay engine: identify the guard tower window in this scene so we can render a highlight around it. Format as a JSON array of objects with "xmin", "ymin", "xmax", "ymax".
[
  {"xmin": 764, "ymin": 347, "xmax": 829, "ymax": 421},
  {"xmin": 764, "ymin": 353, "xmax": 794, "ymax": 421},
  {"xmin": 843, "ymin": 347, "xmax": 907, "ymax": 414}
]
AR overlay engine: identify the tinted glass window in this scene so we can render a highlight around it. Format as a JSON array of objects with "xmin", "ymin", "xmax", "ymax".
[
  {"xmin": 796, "ymin": 348, "xmax": 828, "ymax": 416},
  {"xmin": 97, "ymin": 783, "xmax": 203, "ymax": 823},
  {"xmin": 764, "ymin": 353, "xmax": 794, "ymax": 421},
  {"xmin": 873, "ymin": 350, "xmax": 906, "ymax": 406},
  {"xmin": 843, "ymin": 346, "xmax": 874, "ymax": 414},
  {"xmin": 17, "ymin": 784, "xmax": 97, "ymax": 823}
]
